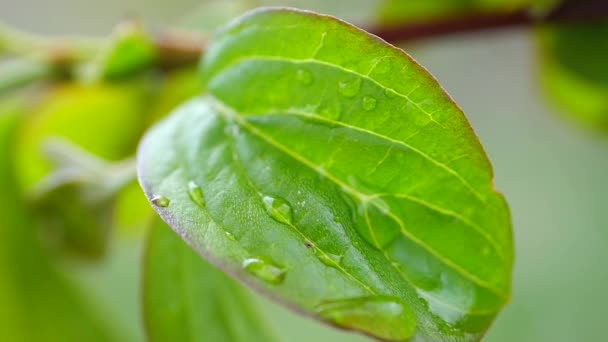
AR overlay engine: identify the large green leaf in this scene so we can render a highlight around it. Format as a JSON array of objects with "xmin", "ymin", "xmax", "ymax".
[
  {"xmin": 538, "ymin": 20, "xmax": 608, "ymax": 131},
  {"xmin": 143, "ymin": 219, "xmax": 276, "ymax": 341},
  {"xmin": 138, "ymin": 8, "xmax": 512, "ymax": 341}
]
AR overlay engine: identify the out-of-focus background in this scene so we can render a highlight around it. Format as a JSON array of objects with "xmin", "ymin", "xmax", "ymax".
[{"xmin": 1, "ymin": 1, "xmax": 607, "ymax": 341}]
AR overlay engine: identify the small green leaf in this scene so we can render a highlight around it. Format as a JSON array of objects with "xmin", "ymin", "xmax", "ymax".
[
  {"xmin": 28, "ymin": 139, "xmax": 135, "ymax": 258},
  {"xmin": 539, "ymin": 20, "xmax": 608, "ymax": 131},
  {"xmin": 143, "ymin": 219, "xmax": 276, "ymax": 342},
  {"xmin": 138, "ymin": 8, "xmax": 512, "ymax": 341},
  {"xmin": 82, "ymin": 21, "xmax": 157, "ymax": 81}
]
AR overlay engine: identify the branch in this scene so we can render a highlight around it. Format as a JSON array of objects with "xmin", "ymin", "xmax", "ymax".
[
  {"xmin": 369, "ymin": 0, "xmax": 608, "ymax": 43},
  {"xmin": 154, "ymin": 0, "xmax": 608, "ymax": 68},
  {"xmin": 1, "ymin": 0, "xmax": 607, "ymax": 77}
]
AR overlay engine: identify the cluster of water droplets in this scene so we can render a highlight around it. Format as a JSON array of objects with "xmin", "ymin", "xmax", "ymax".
[
  {"xmin": 187, "ymin": 181, "xmax": 205, "ymax": 208},
  {"xmin": 242, "ymin": 257, "xmax": 286, "ymax": 285},
  {"xmin": 262, "ymin": 195, "xmax": 293, "ymax": 225}
]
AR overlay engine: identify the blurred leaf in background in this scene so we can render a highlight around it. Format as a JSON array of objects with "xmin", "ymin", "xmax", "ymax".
[
  {"xmin": 538, "ymin": 19, "xmax": 608, "ymax": 131},
  {"xmin": 377, "ymin": 0, "xmax": 528, "ymax": 26},
  {"xmin": 0, "ymin": 99, "xmax": 127, "ymax": 342},
  {"xmin": 13, "ymin": 82, "xmax": 149, "ymax": 257},
  {"xmin": 144, "ymin": 219, "xmax": 277, "ymax": 341},
  {"xmin": 81, "ymin": 20, "xmax": 157, "ymax": 82},
  {"xmin": 16, "ymin": 82, "xmax": 148, "ymax": 189}
]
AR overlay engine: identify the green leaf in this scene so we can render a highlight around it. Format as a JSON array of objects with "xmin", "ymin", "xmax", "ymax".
[
  {"xmin": 143, "ymin": 219, "xmax": 276, "ymax": 341},
  {"xmin": 16, "ymin": 82, "xmax": 147, "ymax": 190},
  {"xmin": 0, "ymin": 99, "xmax": 123, "ymax": 342},
  {"xmin": 138, "ymin": 8, "xmax": 512, "ymax": 341},
  {"xmin": 82, "ymin": 21, "xmax": 157, "ymax": 81},
  {"xmin": 28, "ymin": 139, "xmax": 136, "ymax": 258},
  {"xmin": 538, "ymin": 20, "xmax": 608, "ymax": 131}
]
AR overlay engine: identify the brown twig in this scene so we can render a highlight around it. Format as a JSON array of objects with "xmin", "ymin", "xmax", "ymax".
[
  {"xmin": 152, "ymin": 0, "xmax": 608, "ymax": 70},
  {"xmin": 368, "ymin": 0, "xmax": 608, "ymax": 43},
  {"xmin": 2, "ymin": 0, "xmax": 607, "ymax": 73}
]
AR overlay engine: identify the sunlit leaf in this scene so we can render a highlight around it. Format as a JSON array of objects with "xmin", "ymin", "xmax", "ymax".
[
  {"xmin": 16, "ymin": 82, "xmax": 147, "ymax": 189},
  {"xmin": 143, "ymin": 219, "xmax": 276, "ymax": 341},
  {"xmin": 138, "ymin": 8, "xmax": 512, "ymax": 341},
  {"xmin": 538, "ymin": 20, "xmax": 608, "ymax": 131},
  {"xmin": 15, "ymin": 82, "xmax": 147, "ymax": 256},
  {"xmin": 0, "ymin": 99, "xmax": 124, "ymax": 342}
]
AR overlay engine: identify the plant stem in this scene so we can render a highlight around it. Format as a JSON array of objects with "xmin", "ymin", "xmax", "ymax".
[
  {"xmin": 369, "ymin": 0, "xmax": 608, "ymax": 42},
  {"xmin": 1, "ymin": 0, "xmax": 606, "ymax": 74},
  {"xmin": 0, "ymin": 23, "xmax": 100, "ymax": 63}
]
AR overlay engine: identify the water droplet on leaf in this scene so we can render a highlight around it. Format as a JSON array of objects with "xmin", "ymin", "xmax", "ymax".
[
  {"xmin": 384, "ymin": 88, "xmax": 396, "ymax": 99},
  {"xmin": 296, "ymin": 69, "xmax": 313, "ymax": 85},
  {"xmin": 319, "ymin": 100, "xmax": 341, "ymax": 120},
  {"xmin": 316, "ymin": 297, "xmax": 415, "ymax": 341},
  {"xmin": 262, "ymin": 195, "xmax": 293, "ymax": 225},
  {"xmin": 242, "ymin": 258, "xmax": 286, "ymax": 285},
  {"xmin": 225, "ymin": 231, "xmax": 236, "ymax": 241},
  {"xmin": 317, "ymin": 251, "xmax": 343, "ymax": 268},
  {"xmin": 151, "ymin": 195, "xmax": 170, "ymax": 207},
  {"xmin": 187, "ymin": 181, "xmax": 205, "ymax": 208},
  {"xmin": 338, "ymin": 78, "xmax": 361, "ymax": 98},
  {"xmin": 362, "ymin": 96, "xmax": 377, "ymax": 111}
]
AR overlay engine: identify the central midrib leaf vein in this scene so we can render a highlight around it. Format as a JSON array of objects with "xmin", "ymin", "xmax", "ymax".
[
  {"xmin": 222, "ymin": 115, "xmax": 377, "ymax": 296},
  {"xmin": 248, "ymin": 109, "xmax": 504, "ymax": 262},
  {"xmin": 209, "ymin": 96, "xmax": 507, "ymax": 299}
]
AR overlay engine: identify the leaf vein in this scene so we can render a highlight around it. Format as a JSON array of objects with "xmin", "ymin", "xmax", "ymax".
[{"xmin": 210, "ymin": 96, "xmax": 507, "ymax": 299}]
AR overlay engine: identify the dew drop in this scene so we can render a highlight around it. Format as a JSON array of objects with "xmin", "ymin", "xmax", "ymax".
[
  {"xmin": 225, "ymin": 231, "xmax": 236, "ymax": 241},
  {"xmin": 362, "ymin": 96, "xmax": 377, "ymax": 111},
  {"xmin": 319, "ymin": 100, "xmax": 341, "ymax": 120},
  {"xmin": 242, "ymin": 258, "xmax": 286, "ymax": 285},
  {"xmin": 296, "ymin": 69, "xmax": 313, "ymax": 85},
  {"xmin": 187, "ymin": 181, "xmax": 205, "ymax": 208},
  {"xmin": 315, "ymin": 297, "xmax": 415, "ymax": 341},
  {"xmin": 317, "ymin": 251, "xmax": 343, "ymax": 268},
  {"xmin": 151, "ymin": 194, "xmax": 170, "ymax": 207},
  {"xmin": 262, "ymin": 195, "xmax": 293, "ymax": 225},
  {"xmin": 384, "ymin": 88, "xmax": 396, "ymax": 99},
  {"xmin": 338, "ymin": 78, "xmax": 361, "ymax": 98}
]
